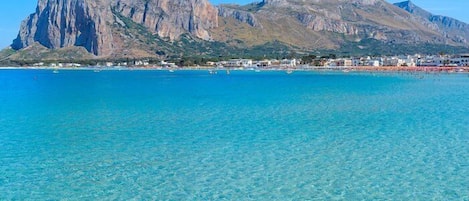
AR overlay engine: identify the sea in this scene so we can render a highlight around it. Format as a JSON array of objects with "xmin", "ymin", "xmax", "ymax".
[{"xmin": 0, "ymin": 69, "xmax": 468, "ymax": 200}]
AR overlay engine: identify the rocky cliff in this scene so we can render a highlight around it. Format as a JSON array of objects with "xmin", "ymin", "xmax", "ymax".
[
  {"xmin": 112, "ymin": 0, "xmax": 218, "ymax": 40},
  {"xmin": 217, "ymin": 6, "xmax": 260, "ymax": 27},
  {"xmin": 12, "ymin": 0, "xmax": 114, "ymax": 56},
  {"xmin": 12, "ymin": 0, "xmax": 218, "ymax": 57}
]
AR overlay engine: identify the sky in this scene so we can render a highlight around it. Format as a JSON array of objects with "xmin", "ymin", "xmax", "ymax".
[{"xmin": 1, "ymin": 0, "xmax": 469, "ymax": 49}]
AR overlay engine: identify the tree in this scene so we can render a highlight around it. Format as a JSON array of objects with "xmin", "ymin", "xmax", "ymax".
[{"xmin": 301, "ymin": 55, "xmax": 317, "ymax": 64}]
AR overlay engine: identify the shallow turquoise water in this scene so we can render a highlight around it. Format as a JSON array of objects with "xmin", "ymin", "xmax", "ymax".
[{"xmin": 0, "ymin": 70, "xmax": 468, "ymax": 200}]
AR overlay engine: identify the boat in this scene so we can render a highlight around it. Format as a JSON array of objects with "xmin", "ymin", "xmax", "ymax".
[
  {"xmin": 169, "ymin": 69, "xmax": 175, "ymax": 73},
  {"xmin": 52, "ymin": 69, "xmax": 59, "ymax": 74},
  {"xmin": 286, "ymin": 69, "xmax": 293, "ymax": 74},
  {"xmin": 209, "ymin": 69, "xmax": 217, "ymax": 74},
  {"xmin": 342, "ymin": 69, "xmax": 350, "ymax": 73}
]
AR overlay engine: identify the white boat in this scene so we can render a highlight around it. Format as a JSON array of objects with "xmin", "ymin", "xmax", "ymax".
[
  {"xmin": 52, "ymin": 69, "xmax": 59, "ymax": 74},
  {"xmin": 286, "ymin": 69, "xmax": 293, "ymax": 74}
]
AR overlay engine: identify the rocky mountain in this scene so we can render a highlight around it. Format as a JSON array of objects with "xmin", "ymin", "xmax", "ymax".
[
  {"xmin": 394, "ymin": 0, "xmax": 469, "ymax": 44},
  {"xmin": 11, "ymin": 0, "xmax": 218, "ymax": 58},
  {"xmin": 7, "ymin": 0, "xmax": 469, "ymax": 60},
  {"xmin": 112, "ymin": 0, "xmax": 218, "ymax": 40},
  {"xmin": 213, "ymin": 0, "xmax": 469, "ymax": 49},
  {"xmin": 12, "ymin": 0, "xmax": 114, "ymax": 56}
]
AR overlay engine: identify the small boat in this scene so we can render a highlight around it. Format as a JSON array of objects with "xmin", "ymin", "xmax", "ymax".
[
  {"xmin": 209, "ymin": 69, "xmax": 217, "ymax": 74},
  {"xmin": 286, "ymin": 69, "xmax": 293, "ymax": 74},
  {"xmin": 52, "ymin": 69, "xmax": 59, "ymax": 74},
  {"xmin": 169, "ymin": 69, "xmax": 175, "ymax": 73},
  {"xmin": 342, "ymin": 69, "xmax": 350, "ymax": 73}
]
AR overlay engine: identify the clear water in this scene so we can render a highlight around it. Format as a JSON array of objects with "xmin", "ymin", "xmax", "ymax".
[{"xmin": 0, "ymin": 69, "xmax": 468, "ymax": 200}]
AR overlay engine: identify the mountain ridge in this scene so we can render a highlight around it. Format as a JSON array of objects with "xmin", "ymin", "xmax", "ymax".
[
  {"xmin": 394, "ymin": 0, "xmax": 469, "ymax": 44},
  {"xmin": 5, "ymin": 0, "xmax": 469, "ymax": 61}
]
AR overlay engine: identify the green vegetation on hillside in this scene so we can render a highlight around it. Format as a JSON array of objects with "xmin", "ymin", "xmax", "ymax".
[{"xmin": 331, "ymin": 39, "xmax": 469, "ymax": 56}]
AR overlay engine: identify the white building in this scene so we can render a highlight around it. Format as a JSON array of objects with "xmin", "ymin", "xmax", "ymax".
[
  {"xmin": 226, "ymin": 59, "xmax": 253, "ymax": 68},
  {"xmin": 450, "ymin": 54, "xmax": 469, "ymax": 66},
  {"xmin": 161, "ymin": 61, "xmax": 178, "ymax": 68},
  {"xmin": 280, "ymin": 59, "xmax": 297, "ymax": 67},
  {"xmin": 33, "ymin": 62, "xmax": 44, "ymax": 67},
  {"xmin": 352, "ymin": 58, "xmax": 361, "ymax": 66},
  {"xmin": 368, "ymin": 60, "xmax": 380, "ymax": 67},
  {"xmin": 418, "ymin": 56, "xmax": 457, "ymax": 67},
  {"xmin": 255, "ymin": 60, "xmax": 272, "ymax": 67},
  {"xmin": 206, "ymin": 61, "xmax": 216, "ymax": 66},
  {"xmin": 418, "ymin": 55, "xmax": 440, "ymax": 66}
]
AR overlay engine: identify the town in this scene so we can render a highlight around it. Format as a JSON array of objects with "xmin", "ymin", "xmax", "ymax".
[{"xmin": 26, "ymin": 53, "xmax": 469, "ymax": 72}]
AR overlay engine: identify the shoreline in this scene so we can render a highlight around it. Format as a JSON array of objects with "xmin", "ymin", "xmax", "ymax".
[{"xmin": 0, "ymin": 66, "xmax": 468, "ymax": 73}]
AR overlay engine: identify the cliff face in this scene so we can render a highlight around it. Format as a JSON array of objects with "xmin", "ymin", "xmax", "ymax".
[
  {"xmin": 12, "ymin": 0, "xmax": 218, "ymax": 56},
  {"xmin": 112, "ymin": 0, "xmax": 218, "ymax": 40},
  {"xmin": 217, "ymin": 6, "xmax": 260, "ymax": 27},
  {"xmin": 12, "ymin": 0, "xmax": 114, "ymax": 56}
]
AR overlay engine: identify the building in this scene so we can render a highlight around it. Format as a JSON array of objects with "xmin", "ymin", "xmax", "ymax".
[
  {"xmin": 225, "ymin": 59, "xmax": 253, "ymax": 68},
  {"xmin": 207, "ymin": 61, "xmax": 216, "ymax": 66},
  {"xmin": 352, "ymin": 58, "xmax": 361, "ymax": 66},
  {"xmin": 161, "ymin": 61, "xmax": 178, "ymax": 68},
  {"xmin": 280, "ymin": 59, "xmax": 297, "ymax": 67},
  {"xmin": 335, "ymin": 59, "xmax": 353, "ymax": 67},
  {"xmin": 256, "ymin": 60, "xmax": 272, "ymax": 67},
  {"xmin": 368, "ymin": 60, "xmax": 380, "ymax": 67},
  {"xmin": 450, "ymin": 54, "xmax": 469, "ymax": 66}
]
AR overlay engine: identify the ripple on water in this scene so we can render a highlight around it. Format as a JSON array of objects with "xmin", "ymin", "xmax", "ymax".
[{"xmin": 0, "ymin": 70, "xmax": 468, "ymax": 200}]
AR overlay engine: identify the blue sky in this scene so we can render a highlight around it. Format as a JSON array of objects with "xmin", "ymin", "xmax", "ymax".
[{"xmin": 1, "ymin": 0, "xmax": 469, "ymax": 48}]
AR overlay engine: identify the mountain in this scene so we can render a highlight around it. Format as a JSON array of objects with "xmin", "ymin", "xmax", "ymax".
[
  {"xmin": 11, "ymin": 0, "xmax": 218, "ymax": 58},
  {"xmin": 394, "ymin": 0, "xmax": 469, "ymax": 44},
  {"xmin": 12, "ymin": 0, "xmax": 114, "ymax": 56},
  {"xmin": 6, "ymin": 0, "xmax": 469, "ymax": 61},
  {"xmin": 112, "ymin": 0, "xmax": 218, "ymax": 40},
  {"xmin": 213, "ymin": 0, "xmax": 469, "ymax": 49}
]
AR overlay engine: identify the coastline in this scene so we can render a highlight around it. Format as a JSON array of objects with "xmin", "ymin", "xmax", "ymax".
[{"xmin": 1, "ymin": 66, "xmax": 468, "ymax": 73}]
